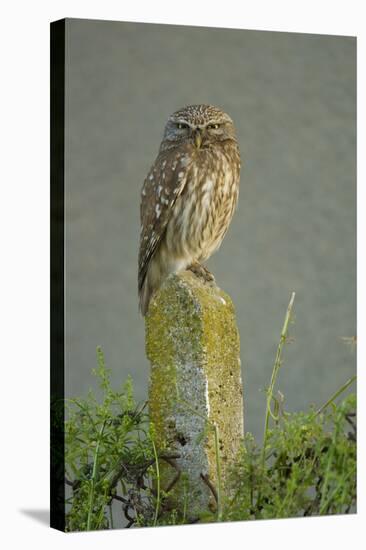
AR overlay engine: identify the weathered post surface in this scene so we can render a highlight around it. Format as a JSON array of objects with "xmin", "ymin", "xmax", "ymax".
[{"xmin": 146, "ymin": 271, "xmax": 244, "ymax": 519}]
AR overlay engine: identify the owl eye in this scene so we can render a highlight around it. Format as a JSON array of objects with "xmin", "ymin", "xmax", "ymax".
[
  {"xmin": 176, "ymin": 123, "xmax": 189, "ymax": 130},
  {"xmin": 208, "ymin": 123, "xmax": 220, "ymax": 129}
]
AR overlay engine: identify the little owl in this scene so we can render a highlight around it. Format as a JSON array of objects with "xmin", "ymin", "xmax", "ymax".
[{"xmin": 138, "ymin": 104, "xmax": 241, "ymax": 316}]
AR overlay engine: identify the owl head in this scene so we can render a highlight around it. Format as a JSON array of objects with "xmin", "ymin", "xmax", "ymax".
[{"xmin": 160, "ymin": 104, "xmax": 237, "ymax": 151}]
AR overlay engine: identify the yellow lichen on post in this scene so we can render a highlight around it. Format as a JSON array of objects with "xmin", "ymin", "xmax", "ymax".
[{"xmin": 146, "ymin": 271, "xmax": 244, "ymax": 519}]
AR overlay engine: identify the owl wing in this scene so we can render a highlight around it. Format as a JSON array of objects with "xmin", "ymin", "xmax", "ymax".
[{"xmin": 138, "ymin": 147, "xmax": 191, "ymax": 294}]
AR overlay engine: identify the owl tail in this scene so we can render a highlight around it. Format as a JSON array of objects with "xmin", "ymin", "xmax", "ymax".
[
  {"xmin": 139, "ymin": 276, "xmax": 154, "ymax": 317},
  {"xmin": 139, "ymin": 256, "xmax": 167, "ymax": 316}
]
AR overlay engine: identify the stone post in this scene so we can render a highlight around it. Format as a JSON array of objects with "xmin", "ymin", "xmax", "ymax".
[{"xmin": 146, "ymin": 271, "xmax": 244, "ymax": 520}]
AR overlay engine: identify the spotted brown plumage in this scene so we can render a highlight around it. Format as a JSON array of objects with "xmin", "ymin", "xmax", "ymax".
[{"xmin": 138, "ymin": 104, "xmax": 241, "ymax": 316}]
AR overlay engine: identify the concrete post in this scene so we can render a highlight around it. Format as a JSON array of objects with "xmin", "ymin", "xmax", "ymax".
[{"xmin": 146, "ymin": 271, "xmax": 244, "ymax": 520}]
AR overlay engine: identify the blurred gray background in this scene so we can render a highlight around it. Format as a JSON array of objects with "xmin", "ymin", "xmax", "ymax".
[{"xmin": 64, "ymin": 18, "xmax": 356, "ymax": 439}]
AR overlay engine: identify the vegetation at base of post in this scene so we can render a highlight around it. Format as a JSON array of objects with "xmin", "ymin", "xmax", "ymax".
[
  {"xmin": 223, "ymin": 392, "xmax": 356, "ymax": 521},
  {"xmin": 65, "ymin": 347, "xmax": 155, "ymax": 531},
  {"xmin": 63, "ymin": 297, "xmax": 356, "ymax": 530}
]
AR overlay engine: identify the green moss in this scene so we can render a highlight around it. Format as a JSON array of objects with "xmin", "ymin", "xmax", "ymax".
[
  {"xmin": 145, "ymin": 271, "xmax": 244, "ymax": 517},
  {"xmin": 146, "ymin": 273, "xmax": 204, "ymax": 450}
]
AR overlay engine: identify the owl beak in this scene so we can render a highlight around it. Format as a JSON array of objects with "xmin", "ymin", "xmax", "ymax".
[{"xmin": 193, "ymin": 128, "xmax": 202, "ymax": 149}]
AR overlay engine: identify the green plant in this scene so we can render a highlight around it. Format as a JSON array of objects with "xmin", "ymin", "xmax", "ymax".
[
  {"xmin": 223, "ymin": 392, "xmax": 356, "ymax": 520},
  {"xmin": 65, "ymin": 347, "xmax": 157, "ymax": 531}
]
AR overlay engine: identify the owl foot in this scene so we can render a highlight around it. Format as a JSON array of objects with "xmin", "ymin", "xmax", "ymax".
[{"xmin": 188, "ymin": 262, "xmax": 216, "ymax": 285}]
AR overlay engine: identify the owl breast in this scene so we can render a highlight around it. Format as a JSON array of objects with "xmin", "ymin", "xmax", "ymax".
[{"xmin": 164, "ymin": 142, "xmax": 240, "ymax": 268}]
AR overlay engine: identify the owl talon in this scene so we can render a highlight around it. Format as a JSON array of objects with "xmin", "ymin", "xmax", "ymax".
[{"xmin": 188, "ymin": 263, "xmax": 215, "ymax": 285}]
